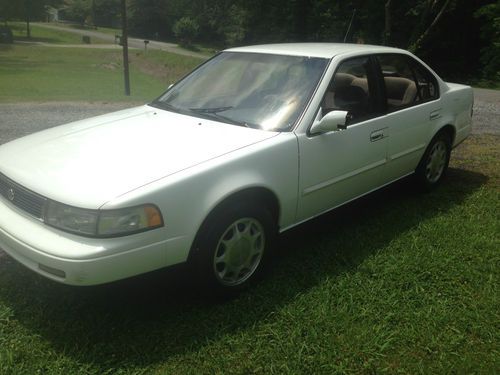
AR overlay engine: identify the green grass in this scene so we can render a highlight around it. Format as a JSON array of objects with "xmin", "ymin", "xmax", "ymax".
[
  {"xmin": 0, "ymin": 44, "xmax": 204, "ymax": 102},
  {"xmin": 56, "ymin": 23, "xmax": 122, "ymax": 37},
  {"xmin": 0, "ymin": 133, "xmax": 498, "ymax": 374},
  {"xmin": 8, "ymin": 22, "xmax": 108, "ymax": 45}
]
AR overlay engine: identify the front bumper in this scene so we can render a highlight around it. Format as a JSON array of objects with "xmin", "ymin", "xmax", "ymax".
[{"xmin": 0, "ymin": 198, "xmax": 188, "ymax": 286}]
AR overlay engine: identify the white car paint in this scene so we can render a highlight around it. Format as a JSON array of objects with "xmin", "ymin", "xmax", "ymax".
[
  {"xmin": 0, "ymin": 106, "xmax": 278, "ymax": 208},
  {"xmin": 0, "ymin": 43, "xmax": 473, "ymax": 286}
]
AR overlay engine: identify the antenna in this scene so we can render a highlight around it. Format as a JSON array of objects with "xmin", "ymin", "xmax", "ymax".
[{"xmin": 344, "ymin": 9, "xmax": 357, "ymax": 43}]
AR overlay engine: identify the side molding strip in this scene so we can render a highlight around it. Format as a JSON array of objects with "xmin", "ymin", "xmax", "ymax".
[{"xmin": 302, "ymin": 158, "xmax": 387, "ymax": 196}]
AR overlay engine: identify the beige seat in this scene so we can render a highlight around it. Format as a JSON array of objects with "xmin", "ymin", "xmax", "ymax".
[
  {"xmin": 323, "ymin": 73, "xmax": 356, "ymax": 110},
  {"xmin": 351, "ymin": 77, "xmax": 369, "ymax": 94},
  {"xmin": 384, "ymin": 77, "xmax": 417, "ymax": 107}
]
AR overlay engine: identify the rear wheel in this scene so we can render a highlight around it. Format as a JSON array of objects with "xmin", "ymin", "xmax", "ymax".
[
  {"xmin": 415, "ymin": 132, "xmax": 451, "ymax": 190},
  {"xmin": 192, "ymin": 202, "xmax": 276, "ymax": 295}
]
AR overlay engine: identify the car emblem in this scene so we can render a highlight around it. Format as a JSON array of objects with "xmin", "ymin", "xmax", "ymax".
[{"xmin": 7, "ymin": 188, "xmax": 15, "ymax": 201}]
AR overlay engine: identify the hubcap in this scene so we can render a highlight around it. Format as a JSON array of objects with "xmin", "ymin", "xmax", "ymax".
[
  {"xmin": 213, "ymin": 218, "xmax": 265, "ymax": 286},
  {"xmin": 425, "ymin": 141, "xmax": 447, "ymax": 184}
]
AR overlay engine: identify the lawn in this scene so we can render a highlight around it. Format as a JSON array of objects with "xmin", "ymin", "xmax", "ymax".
[
  {"xmin": 8, "ymin": 22, "xmax": 108, "ymax": 45},
  {"xmin": 0, "ymin": 44, "xmax": 205, "ymax": 102},
  {"xmin": 0, "ymin": 132, "xmax": 498, "ymax": 374},
  {"xmin": 52, "ymin": 22, "xmax": 122, "ymax": 37}
]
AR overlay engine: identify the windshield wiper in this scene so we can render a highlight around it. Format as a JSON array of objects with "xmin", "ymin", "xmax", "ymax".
[{"xmin": 189, "ymin": 106, "xmax": 233, "ymax": 114}]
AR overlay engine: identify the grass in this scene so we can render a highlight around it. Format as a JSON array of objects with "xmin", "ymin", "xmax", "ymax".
[
  {"xmin": 52, "ymin": 22, "xmax": 122, "ymax": 37},
  {"xmin": 8, "ymin": 22, "xmax": 108, "ymax": 45},
  {"xmin": 0, "ymin": 133, "xmax": 498, "ymax": 374},
  {"xmin": 0, "ymin": 44, "xmax": 205, "ymax": 102}
]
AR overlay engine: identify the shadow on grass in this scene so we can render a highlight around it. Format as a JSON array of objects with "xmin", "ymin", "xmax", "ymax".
[{"xmin": 0, "ymin": 167, "xmax": 488, "ymax": 372}]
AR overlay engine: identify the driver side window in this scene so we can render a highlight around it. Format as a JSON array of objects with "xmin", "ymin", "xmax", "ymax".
[{"xmin": 322, "ymin": 57, "xmax": 376, "ymax": 124}]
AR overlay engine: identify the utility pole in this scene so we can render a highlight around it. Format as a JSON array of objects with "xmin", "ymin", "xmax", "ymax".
[{"xmin": 121, "ymin": 0, "xmax": 130, "ymax": 96}]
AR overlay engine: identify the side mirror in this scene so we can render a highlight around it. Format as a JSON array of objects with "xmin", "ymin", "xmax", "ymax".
[
  {"xmin": 310, "ymin": 110, "xmax": 349, "ymax": 135},
  {"xmin": 167, "ymin": 83, "xmax": 174, "ymax": 90}
]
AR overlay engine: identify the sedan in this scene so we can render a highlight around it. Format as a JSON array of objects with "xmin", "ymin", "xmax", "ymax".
[{"xmin": 0, "ymin": 43, "xmax": 473, "ymax": 294}]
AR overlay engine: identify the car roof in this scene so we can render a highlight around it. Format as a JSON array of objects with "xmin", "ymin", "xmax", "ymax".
[{"xmin": 225, "ymin": 43, "xmax": 406, "ymax": 59}]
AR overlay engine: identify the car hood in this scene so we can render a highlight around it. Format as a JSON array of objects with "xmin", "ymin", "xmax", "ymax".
[{"xmin": 0, "ymin": 105, "xmax": 278, "ymax": 208}]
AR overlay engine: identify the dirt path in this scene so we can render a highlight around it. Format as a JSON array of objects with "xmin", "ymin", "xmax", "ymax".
[{"xmin": 33, "ymin": 23, "xmax": 210, "ymax": 59}]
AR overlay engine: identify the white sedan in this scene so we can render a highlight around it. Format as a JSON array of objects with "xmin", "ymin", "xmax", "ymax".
[{"xmin": 0, "ymin": 43, "xmax": 473, "ymax": 293}]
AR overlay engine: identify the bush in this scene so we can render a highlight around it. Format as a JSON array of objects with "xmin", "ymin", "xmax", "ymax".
[
  {"xmin": 474, "ymin": 2, "xmax": 500, "ymax": 86},
  {"xmin": 173, "ymin": 17, "xmax": 199, "ymax": 47}
]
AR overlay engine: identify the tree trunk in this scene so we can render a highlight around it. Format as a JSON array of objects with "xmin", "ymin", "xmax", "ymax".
[
  {"xmin": 25, "ymin": 0, "xmax": 31, "ymax": 39},
  {"xmin": 409, "ymin": 0, "xmax": 452, "ymax": 52},
  {"xmin": 384, "ymin": 0, "xmax": 392, "ymax": 45}
]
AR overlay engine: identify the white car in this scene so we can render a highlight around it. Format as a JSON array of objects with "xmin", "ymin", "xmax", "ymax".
[{"xmin": 0, "ymin": 43, "xmax": 473, "ymax": 293}]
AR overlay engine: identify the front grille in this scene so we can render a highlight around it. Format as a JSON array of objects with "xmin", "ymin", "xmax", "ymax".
[{"xmin": 0, "ymin": 172, "xmax": 47, "ymax": 219}]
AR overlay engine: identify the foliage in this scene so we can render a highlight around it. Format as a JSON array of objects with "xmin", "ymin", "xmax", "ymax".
[
  {"xmin": 60, "ymin": 0, "xmax": 120, "ymax": 27},
  {"xmin": 217, "ymin": 4, "xmax": 247, "ymax": 46},
  {"xmin": 123, "ymin": 0, "xmax": 498, "ymax": 84},
  {"xmin": 474, "ymin": 1, "xmax": 500, "ymax": 85},
  {"xmin": 173, "ymin": 16, "xmax": 200, "ymax": 47},
  {"xmin": 62, "ymin": 0, "xmax": 91, "ymax": 25},
  {"xmin": 0, "ymin": 0, "xmax": 63, "ymax": 22},
  {"xmin": 128, "ymin": 0, "xmax": 169, "ymax": 39},
  {"xmin": 93, "ymin": 0, "xmax": 121, "ymax": 27}
]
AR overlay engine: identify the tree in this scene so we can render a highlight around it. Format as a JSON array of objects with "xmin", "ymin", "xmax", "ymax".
[
  {"xmin": 475, "ymin": 1, "xmax": 500, "ymax": 84},
  {"xmin": 129, "ymin": 0, "xmax": 169, "ymax": 38},
  {"xmin": 122, "ymin": 0, "xmax": 498, "ymax": 84},
  {"xmin": 173, "ymin": 16, "xmax": 199, "ymax": 46},
  {"xmin": 93, "ymin": 0, "xmax": 120, "ymax": 27},
  {"xmin": 219, "ymin": 4, "xmax": 248, "ymax": 46},
  {"xmin": 408, "ymin": 0, "xmax": 454, "ymax": 52},
  {"xmin": 0, "ymin": 0, "xmax": 62, "ymax": 37},
  {"xmin": 63, "ymin": 0, "xmax": 91, "ymax": 25}
]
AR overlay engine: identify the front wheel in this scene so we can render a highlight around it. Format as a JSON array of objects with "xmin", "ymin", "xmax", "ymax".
[
  {"xmin": 192, "ymin": 202, "xmax": 276, "ymax": 295},
  {"xmin": 415, "ymin": 132, "xmax": 451, "ymax": 191}
]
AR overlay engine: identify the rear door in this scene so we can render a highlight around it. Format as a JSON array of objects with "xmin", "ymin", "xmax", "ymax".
[{"xmin": 375, "ymin": 54, "xmax": 441, "ymax": 181}]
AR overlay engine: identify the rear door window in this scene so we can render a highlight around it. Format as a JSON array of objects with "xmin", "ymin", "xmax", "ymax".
[{"xmin": 376, "ymin": 54, "xmax": 439, "ymax": 112}]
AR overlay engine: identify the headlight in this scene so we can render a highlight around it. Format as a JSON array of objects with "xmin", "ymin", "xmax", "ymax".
[
  {"xmin": 45, "ymin": 201, "xmax": 99, "ymax": 236},
  {"xmin": 44, "ymin": 201, "xmax": 163, "ymax": 237}
]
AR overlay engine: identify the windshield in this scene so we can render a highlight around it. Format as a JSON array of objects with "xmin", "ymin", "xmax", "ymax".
[{"xmin": 152, "ymin": 52, "xmax": 329, "ymax": 131}]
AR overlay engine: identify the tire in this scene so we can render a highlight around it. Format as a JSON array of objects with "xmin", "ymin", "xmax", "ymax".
[
  {"xmin": 191, "ymin": 202, "xmax": 276, "ymax": 296},
  {"xmin": 415, "ymin": 132, "xmax": 451, "ymax": 191}
]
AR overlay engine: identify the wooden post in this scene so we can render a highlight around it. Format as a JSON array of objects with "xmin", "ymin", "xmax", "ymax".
[{"xmin": 121, "ymin": 0, "xmax": 130, "ymax": 96}]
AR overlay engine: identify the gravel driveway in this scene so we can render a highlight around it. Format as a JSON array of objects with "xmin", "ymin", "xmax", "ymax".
[{"xmin": 0, "ymin": 88, "xmax": 497, "ymax": 146}]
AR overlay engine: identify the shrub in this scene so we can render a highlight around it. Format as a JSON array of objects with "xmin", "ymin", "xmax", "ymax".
[{"xmin": 173, "ymin": 17, "xmax": 199, "ymax": 47}]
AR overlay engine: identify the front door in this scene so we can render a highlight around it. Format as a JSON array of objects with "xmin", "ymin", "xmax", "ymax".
[{"xmin": 296, "ymin": 56, "xmax": 388, "ymax": 222}]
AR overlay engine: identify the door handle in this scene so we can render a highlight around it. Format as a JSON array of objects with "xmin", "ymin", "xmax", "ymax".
[
  {"xmin": 429, "ymin": 110, "xmax": 441, "ymax": 120},
  {"xmin": 370, "ymin": 132, "xmax": 384, "ymax": 142}
]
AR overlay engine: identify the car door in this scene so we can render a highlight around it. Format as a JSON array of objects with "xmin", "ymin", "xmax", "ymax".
[
  {"xmin": 295, "ymin": 56, "xmax": 389, "ymax": 222},
  {"xmin": 375, "ymin": 54, "xmax": 441, "ymax": 181}
]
